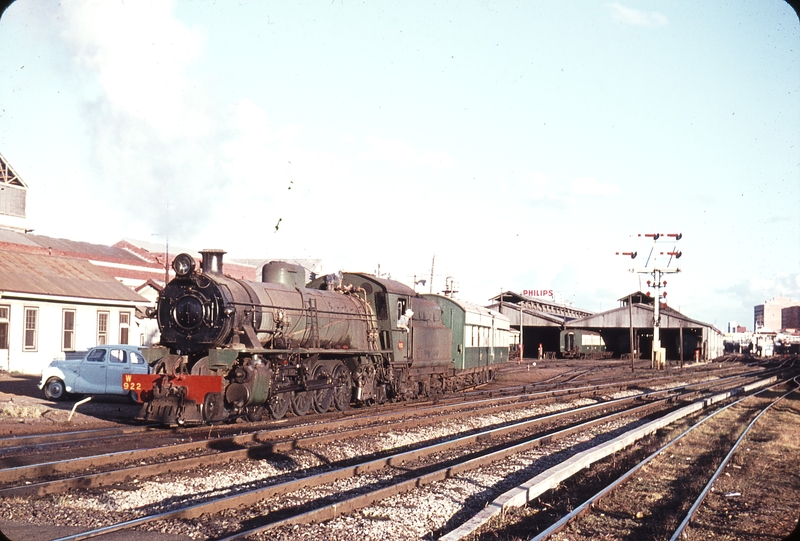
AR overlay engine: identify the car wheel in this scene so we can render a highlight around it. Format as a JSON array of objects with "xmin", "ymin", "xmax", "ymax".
[
  {"xmin": 44, "ymin": 378, "xmax": 67, "ymax": 401},
  {"xmin": 128, "ymin": 390, "xmax": 140, "ymax": 404}
]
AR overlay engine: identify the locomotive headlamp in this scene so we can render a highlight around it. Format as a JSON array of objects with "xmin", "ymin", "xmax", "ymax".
[{"xmin": 172, "ymin": 253, "xmax": 196, "ymax": 277}]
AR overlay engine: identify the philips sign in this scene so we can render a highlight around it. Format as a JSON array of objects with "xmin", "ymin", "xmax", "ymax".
[{"xmin": 523, "ymin": 289, "xmax": 554, "ymax": 298}]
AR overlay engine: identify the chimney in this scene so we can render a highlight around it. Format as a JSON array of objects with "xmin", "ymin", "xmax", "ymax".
[{"xmin": 199, "ymin": 249, "xmax": 226, "ymax": 274}]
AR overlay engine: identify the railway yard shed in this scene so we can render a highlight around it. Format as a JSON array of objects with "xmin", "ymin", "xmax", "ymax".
[
  {"xmin": 488, "ymin": 291, "xmax": 594, "ymax": 358},
  {"xmin": 565, "ymin": 292, "xmax": 724, "ymax": 362},
  {"xmin": 488, "ymin": 290, "xmax": 723, "ymax": 362}
]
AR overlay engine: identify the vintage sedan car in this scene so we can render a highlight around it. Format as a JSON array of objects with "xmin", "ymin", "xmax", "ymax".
[{"xmin": 39, "ymin": 345, "xmax": 150, "ymax": 401}]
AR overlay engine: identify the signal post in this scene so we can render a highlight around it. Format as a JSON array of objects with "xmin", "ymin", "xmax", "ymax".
[{"xmin": 619, "ymin": 233, "xmax": 683, "ymax": 370}]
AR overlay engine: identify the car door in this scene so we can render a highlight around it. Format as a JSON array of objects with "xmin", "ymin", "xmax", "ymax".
[
  {"xmin": 77, "ymin": 347, "xmax": 108, "ymax": 394},
  {"xmin": 104, "ymin": 348, "xmax": 129, "ymax": 395}
]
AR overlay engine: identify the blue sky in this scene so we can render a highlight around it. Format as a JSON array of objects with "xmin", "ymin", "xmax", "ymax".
[{"xmin": 0, "ymin": 0, "xmax": 798, "ymax": 330}]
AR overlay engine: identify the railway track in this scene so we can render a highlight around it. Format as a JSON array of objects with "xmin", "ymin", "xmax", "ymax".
[
  {"xmin": 0, "ymin": 358, "xmax": 762, "ymax": 460},
  {"xmin": 530, "ymin": 378, "xmax": 800, "ymax": 541},
  {"xmin": 0, "ymin": 362, "xmax": 769, "ymax": 480},
  {"xmin": 0, "ymin": 366, "xmax": 788, "ymax": 541},
  {"xmin": 0, "ymin": 378, "xmax": 685, "ymax": 495},
  {"xmin": 449, "ymin": 376, "xmax": 800, "ymax": 541},
  {"xmin": 40, "ymin": 391, "xmax": 676, "ymax": 540}
]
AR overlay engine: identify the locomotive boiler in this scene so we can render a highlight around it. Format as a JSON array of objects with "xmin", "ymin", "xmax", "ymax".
[{"xmin": 127, "ymin": 249, "xmax": 473, "ymax": 425}]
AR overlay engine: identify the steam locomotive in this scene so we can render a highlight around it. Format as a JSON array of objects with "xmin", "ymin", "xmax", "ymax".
[{"xmin": 126, "ymin": 250, "xmax": 508, "ymax": 425}]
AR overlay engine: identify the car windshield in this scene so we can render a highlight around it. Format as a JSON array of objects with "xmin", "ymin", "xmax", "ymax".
[{"xmin": 86, "ymin": 349, "xmax": 106, "ymax": 362}]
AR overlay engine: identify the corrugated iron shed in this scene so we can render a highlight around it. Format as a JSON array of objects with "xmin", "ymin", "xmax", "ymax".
[
  {"xmin": 0, "ymin": 249, "xmax": 147, "ymax": 303},
  {"xmin": 566, "ymin": 303, "xmax": 712, "ymax": 330},
  {"xmin": 0, "ymin": 230, "xmax": 150, "ymax": 264},
  {"xmin": 487, "ymin": 301, "xmax": 565, "ymax": 327},
  {"xmin": 489, "ymin": 291, "xmax": 594, "ymax": 321}
]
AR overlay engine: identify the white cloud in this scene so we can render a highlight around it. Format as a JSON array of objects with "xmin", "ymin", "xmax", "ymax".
[
  {"xmin": 568, "ymin": 176, "xmax": 620, "ymax": 196},
  {"xmin": 606, "ymin": 3, "xmax": 668, "ymax": 27},
  {"xmin": 358, "ymin": 135, "xmax": 455, "ymax": 167},
  {"xmin": 50, "ymin": 0, "xmax": 234, "ymax": 242},
  {"xmin": 61, "ymin": 0, "xmax": 208, "ymax": 137}
]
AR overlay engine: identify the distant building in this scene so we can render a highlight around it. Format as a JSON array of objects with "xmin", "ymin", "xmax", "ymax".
[
  {"xmin": 783, "ymin": 306, "xmax": 800, "ymax": 331},
  {"xmin": 754, "ymin": 297, "xmax": 800, "ymax": 331},
  {"xmin": 488, "ymin": 289, "xmax": 722, "ymax": 361},
  {"xmin": 117, "ymin": 239, "xmax": 259, "ymax": 283}
]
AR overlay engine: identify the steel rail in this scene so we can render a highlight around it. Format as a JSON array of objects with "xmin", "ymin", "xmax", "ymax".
[
  {"xmin": 526, "ymin": 377, "xmax": 797, "ymax": 541},
  {"xmin": 0, "ymin": 361, "xmax": 763, "ymax": 457},
  {"xmin": 0, "ymin": 373, "xmax": 682, "ymax": 484},
  {"xmin": 668, "ymin": 376, "xmax": 800, "ymax": 541},
  {"xmin": 0, "ymin": 369, "xmax": 772, "ymax": 496},
  {"xmin": 211, "ymin": 396, "xmax": 689, "ymax": 541},
  {"xmin": 0, "ymin": 424, "xmax": 156, "ymax": 450},
  {"xmin": 0, "ymin": 376, "xmax": 668, "ymax": 497},
  {"xmin": 4, "ymin": 383, "xmax": 669, "ymax": 498},
  {"xmin": 50, "ymin": 393, "xmax": 675, "ymax": 541}
]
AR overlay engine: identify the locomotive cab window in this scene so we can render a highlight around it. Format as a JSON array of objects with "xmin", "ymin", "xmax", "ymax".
[
  {"xmin": 396, "ymin": 298, "xmax": 408, "ymax": 321},
  {"xmin": 374, "ymin": 291, "xmax": 388, "ymax": 320}
]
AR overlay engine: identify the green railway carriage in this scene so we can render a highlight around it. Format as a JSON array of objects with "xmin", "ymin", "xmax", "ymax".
[
  {"xmin": 559, "ymin": 329, "xmax": 612, "ymax": 359},
  {"xmin": 423, "ymin": 294, "xmax": 511, "ymax": 371}
]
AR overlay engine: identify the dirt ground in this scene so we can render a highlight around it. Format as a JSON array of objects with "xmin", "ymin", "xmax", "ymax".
[{"xmin": 0, "ymin": 373, "xmax": 143, "ymax": 436}]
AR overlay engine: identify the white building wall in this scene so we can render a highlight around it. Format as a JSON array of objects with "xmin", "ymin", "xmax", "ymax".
[{"xmin": 2, "ymin": 299, "xmax": 144, "ymax": 376}]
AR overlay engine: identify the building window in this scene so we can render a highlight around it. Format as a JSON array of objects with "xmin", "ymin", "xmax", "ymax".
[
  {"xmin": 63, "ymin": 309, "xmax": 76, "ymax": 351},
  {"xmin": 24, "ymin": 307, "xmax": 38, "ymax": 351},
  {"xmin": 0, "ymin": 306, "xmax": 8, "ymax": 349},
  {"xmin": 119, "ymin": 312, "xmax": 130, "ymax": 344},
  {"xmin": 97, "ymin": 311, "xmax": 109, "ymax": 345}
]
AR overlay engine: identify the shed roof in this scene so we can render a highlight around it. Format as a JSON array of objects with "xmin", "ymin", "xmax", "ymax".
[
  {"xmin": 0, "ymin": 152, "xmax": 26, "ymax": 188},
  {"xmin": 0, "ymin": 249, "xmax": 148, "ymax": 303},
  {"xmin": 566, "ymin": 302, "xmax": 716, "ymax": 331},
  {"xmin": 490, "ymin": 291, "xmax": 594, "ymax": 320},
  {"xmin": 0, "ymin": 230, "xmax": 151, "ymax": 265},
  {"xmin": 486, "ymin": 301, "xmax": 566, "ymax": 327}
]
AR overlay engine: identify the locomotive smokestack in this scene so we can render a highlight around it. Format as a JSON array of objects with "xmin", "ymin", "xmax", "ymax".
[{"xmin": 199, "ymin": 249, "xmax": 226, "ymax": 274}]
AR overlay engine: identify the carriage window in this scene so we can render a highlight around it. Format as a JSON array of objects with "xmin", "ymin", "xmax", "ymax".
[{"xmin": 110, "ymin": 349, "xmax": 126, "ymax": 363}]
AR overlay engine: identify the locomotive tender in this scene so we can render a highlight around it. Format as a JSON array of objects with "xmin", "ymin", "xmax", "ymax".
[{"xmin": 127, "ymin": 250, "xmax": 507, "ymax": 425}]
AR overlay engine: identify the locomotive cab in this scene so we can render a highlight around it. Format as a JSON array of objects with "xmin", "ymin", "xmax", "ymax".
[{"xmin": 308, "ymin": 272, "xmax": 451, "ymax": 398}]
